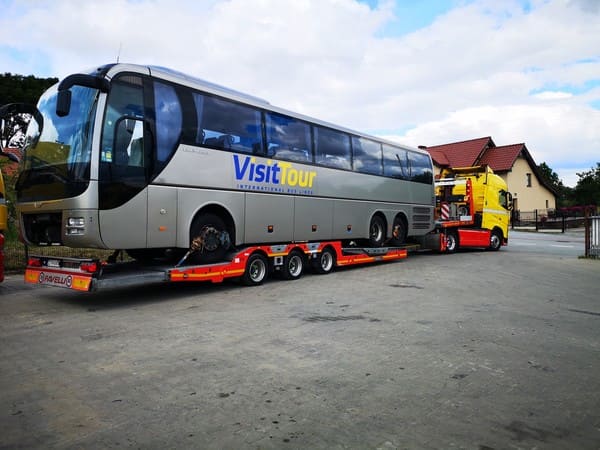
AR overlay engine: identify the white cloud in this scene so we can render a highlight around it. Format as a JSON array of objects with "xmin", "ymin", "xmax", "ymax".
[{"xmin": 1, "ymin": 0, "xmax": 599, "ymax": 187}]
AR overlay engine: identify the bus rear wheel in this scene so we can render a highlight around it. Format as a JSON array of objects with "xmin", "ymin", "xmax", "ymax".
[
  {"xmin": 369, "ymin": 215, "xmax": 386, "ymax": 247},
  {"xmin": 281, "ymin": 250, "xmax": 304, "ymax": 280}
]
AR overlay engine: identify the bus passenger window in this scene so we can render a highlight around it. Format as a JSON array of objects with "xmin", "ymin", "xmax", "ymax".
[
  {"xmin": 265, "ymin": 112, "xmax": 312, "ymax": 162},
  {"xmin": 196, "ymin": 94, "xmax": 263, "ymax": 155},
  {"xmin": 154, "ymin": 81, "xmax": 182, "ymax": 166},
  {"xmin": 383, "ymin": 144, "xmax": 408, "ymax": 179},
  {"xmin": 314, "ymin": 126, "xmax": 351, "ymax": 170},
  {"xmin": 407, "ymin": 151, "xmax": 433, "ymax": 184},
  {"xmin": 352, "ymin": 136, "xmax": 382, "ymax": 175}
]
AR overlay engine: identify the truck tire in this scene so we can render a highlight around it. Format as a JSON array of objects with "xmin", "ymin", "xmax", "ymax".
[
  {"xmin": 489, "ymin": 230, "xmax": 502, "ymax": 251},
  {"xmin": 445, "ymin": 231, "xmax": 458, "ymax": 253}
]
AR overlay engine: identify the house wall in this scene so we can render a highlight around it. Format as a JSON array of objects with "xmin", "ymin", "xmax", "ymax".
[{"xmin": 500, "ymin": 155, "xmax": 556, "ymax": 211}]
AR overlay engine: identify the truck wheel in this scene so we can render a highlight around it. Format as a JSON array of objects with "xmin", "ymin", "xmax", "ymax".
[
  {"xmin": 489, "ymin": 230, "xmax": 502, "ymax": 251},
  {"xmin": 281, "ymin": 250, "xmax": 304, "ymax": 280},
  {"xmin": 189, "ymin": 213, "xmax": 229, "ymax": 264},
  {"xmin": 312, "ymin": 247, "xmax": 336, "ymax": 274},
  {"xmin": 369, "ymin": 215, "xmax": 386, "ymax": 247},
  {"xmin": 242, "ymin": 253, "xmax": 269, "ymax": 286},
  {"xmin": 445, "ymin": 231, "xmax": 458, "ymax": 253}
]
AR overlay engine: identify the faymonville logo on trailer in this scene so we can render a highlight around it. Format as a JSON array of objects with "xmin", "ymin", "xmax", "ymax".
[{"xmin": 233, "ymin": 155, "xmax": 317, "ymax": 195}]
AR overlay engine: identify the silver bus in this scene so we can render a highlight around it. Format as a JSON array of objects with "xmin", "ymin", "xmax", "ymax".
[{"xmin": 16, "ymin": 63, "xmax": 434, "ymax": 264}]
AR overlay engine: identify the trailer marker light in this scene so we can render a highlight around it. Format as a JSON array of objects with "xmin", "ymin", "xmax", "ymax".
[
  {"xmin": 80, "ymin": 262, "xmax": 98, "ymax": 273},
  {"xmin": 28, "ymin": 257, "xmax": 42, "ymax": 267}
]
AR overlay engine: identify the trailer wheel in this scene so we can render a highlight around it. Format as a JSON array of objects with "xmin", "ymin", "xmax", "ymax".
[
  {"xmin": 312, "ymin": 247, "xmax": 336, "ymax": 274},
  {"xmin": 281, "ymin": 250, "xmax": 304, "ymax": 280},
  {"xmin": 489, "ymin": 230, "xmax": 502, "ymax": 251},
  {"xmin": 369, "ymin": 215, "xmax": 386, "ymax": 247},
  {"xmin": 445, "ymin": 231, "xmax": 458, "ymax": 253},
  {"xmin": 242, "ymin": 253, "xmax": 269, "ymax": 286}
]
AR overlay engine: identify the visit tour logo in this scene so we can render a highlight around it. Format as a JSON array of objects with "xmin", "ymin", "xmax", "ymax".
[{"xmin": 233, "ymin": 155, "xmax": 316, "ymax": 195}]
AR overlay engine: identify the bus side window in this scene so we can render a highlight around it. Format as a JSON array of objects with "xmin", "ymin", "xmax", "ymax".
[
  {"xmin": 265, "ymin": 112, "xmax": 312, "ymax": 162},
  {"xmin": 314, "ymin": 126, "xmax": 351, "ymax": 170},
  {"xmin": 352, "ymin": 136, "xmax": 382, "ymax": 175},
  {"xmin": 383, "ymin": 144, "xmax": 408, "ymax": 180},
  {"xmin": 154, "ymin": 81, "xmax": 182, "ymax": 169}
]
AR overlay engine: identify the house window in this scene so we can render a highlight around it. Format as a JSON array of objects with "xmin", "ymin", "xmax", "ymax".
[
  {"xmin": 546, "ymin": 199, "xmax": 549, "ymax": 208},
  {"xmin": 526, "ymin": 173, "xmax": 532, "ymax": 187}
]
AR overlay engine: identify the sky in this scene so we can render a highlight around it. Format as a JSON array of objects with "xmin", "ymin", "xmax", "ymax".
[{"xmin": 1, "ymin": 0, "xmax": 599, "ymax": 187}]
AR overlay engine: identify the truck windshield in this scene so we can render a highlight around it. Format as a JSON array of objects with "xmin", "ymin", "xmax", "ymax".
[{"xmin": 16, "ymin": 84, "xmax": 98, "ymax": 202}]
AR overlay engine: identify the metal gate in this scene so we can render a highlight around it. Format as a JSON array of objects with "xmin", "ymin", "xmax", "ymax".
[{"xmin": 586, "ymin": 215, "xmax": 600, "ymax": 258}]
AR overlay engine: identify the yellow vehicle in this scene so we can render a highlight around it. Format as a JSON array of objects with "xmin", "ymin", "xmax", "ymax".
[{"xmin": 433, "ymin": 166, "xmax": 512, "ymax": 252}]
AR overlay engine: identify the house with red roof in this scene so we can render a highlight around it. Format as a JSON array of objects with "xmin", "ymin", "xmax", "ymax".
[{"xmin": 420, "ymin": 137, "xmax": 556, "ymax": 213}]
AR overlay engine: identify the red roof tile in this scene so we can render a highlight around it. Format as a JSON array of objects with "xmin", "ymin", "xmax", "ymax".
[
  {"xmin": 422, "ymin": 137, "xmax": 495, "ymax": 168},
  {"xmin": 478, "ymin": 144, "xmax": 524, "ymax": 172}
]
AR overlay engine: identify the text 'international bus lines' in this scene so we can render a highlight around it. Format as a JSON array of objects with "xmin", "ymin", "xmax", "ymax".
[{"xmin": 0, "ymin": 63, "xmax": 511, "ymax": 291}]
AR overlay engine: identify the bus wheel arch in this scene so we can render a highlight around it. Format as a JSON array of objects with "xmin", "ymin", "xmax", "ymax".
[
  {"xmin": 188, "ymin": 205, "xmax": 235, "ymax": 264},
  {"xmin": 369, "ymin": 213, "xmax": 387, "ymax": 247}
]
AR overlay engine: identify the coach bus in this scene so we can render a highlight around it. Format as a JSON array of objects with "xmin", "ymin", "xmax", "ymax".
[{"xmin": 14, "ymin": 63, "xmax": 434, "ymax": 264}]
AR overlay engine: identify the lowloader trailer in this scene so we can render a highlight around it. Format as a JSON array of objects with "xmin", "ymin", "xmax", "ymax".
[{"xmin": 24, "ymin": 241, "xmax": 409, "ymax": 292}]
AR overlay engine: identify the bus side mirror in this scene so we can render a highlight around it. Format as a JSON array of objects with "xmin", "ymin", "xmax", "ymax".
[{"xmin": 56, "ymin": 89, "xmax": 72, "ymax": 117}]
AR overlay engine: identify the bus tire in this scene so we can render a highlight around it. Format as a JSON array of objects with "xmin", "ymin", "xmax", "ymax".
[
  {"xmin": 281, "ymin": 250, "xmax": 304, "ymax": 280},
  {"xmin": 189, "ymin": 213, "xmax": 229, "ymax": 264},
  {"xmin": 390, "ymin": 215, "xmax": 407, "ymax": 246},
  {"xmin": 445, "ymin": 231, "xmax": 458, "ymax": 253},
  {"xmin": 369, "ymin": 215, "xmax": 386, "ymax": 247},
  {"xmin": 312, "ymin": 247, "xmax": 336, "ymax": 274},
  {"xmin": 242, "ymin": 252, "xmax": 269, "ymax": 286},
  {"xmin": 489, "ymin": 230, "xmax": 502, "ymax": 251}
]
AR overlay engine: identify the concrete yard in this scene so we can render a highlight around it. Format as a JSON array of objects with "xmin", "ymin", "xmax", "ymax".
[{"xmin": 1, "ymin": 247, "xmax": 599, "ymax": 449}]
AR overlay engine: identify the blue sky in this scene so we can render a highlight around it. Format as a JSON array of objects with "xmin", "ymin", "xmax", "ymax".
[{"xmin": 0, "ymin": 0, "xmax": 599, "ymax": 187}]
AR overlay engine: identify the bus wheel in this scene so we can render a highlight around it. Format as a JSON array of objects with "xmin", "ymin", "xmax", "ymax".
[
  {"xmin": 445, "ymin": 231, "xmax": 458, "ymax": 253},
  {"xmin": 369, "ymin": 215, "xmax": 386, "ymax": 247},
  {"xmin": 281, "ymin": 250, "xmax": 304, "ymax": 280},
  {"xmin": 489, "ymin": 230, "xmax": 502, "ymax": 251},
  {"xmin": 189, "ymin": 213, "xmax": 229, "ymax": 264},
  {"xmin": 390, "ymin": 216, "xmax": 407, "ymax": 246},
  {"xmin": 312, "ymin": 247, "xmax": 336, "ymax": 274},
  {"xmin": 242, "ymin": 253, "xmax": 269, "ymax": 286}
]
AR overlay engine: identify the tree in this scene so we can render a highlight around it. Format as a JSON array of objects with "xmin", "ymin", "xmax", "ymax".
[
  {"xmin": 537, "ymin": 161, "xmax": 573, "ymax": 207},
  {"xmin": 0, "ymin": 73, "xmax": 58, "ymax": 150},
  {"xmin": 574, "ymin": 163, "xmax": 600, "ymax": 206}
]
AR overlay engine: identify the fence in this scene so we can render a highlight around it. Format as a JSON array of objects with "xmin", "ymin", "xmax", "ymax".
[
  {"xmin": 585, "ymin": 214, "xmax": 600, "ymax": 258},
  {"xmin": 512, "ymin": 208, "xmax": 592, "ymax": 232}
]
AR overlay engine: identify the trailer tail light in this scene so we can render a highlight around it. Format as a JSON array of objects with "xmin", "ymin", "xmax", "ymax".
[
  {"xmin": 28, "ymin": 257, "xmax": 42, "ymax": 267},
  {"xmin": 80, "ymin": 261, "xmax": 98, "ymax": 273}
]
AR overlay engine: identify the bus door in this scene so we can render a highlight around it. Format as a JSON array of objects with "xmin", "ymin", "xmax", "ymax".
[{"xmin": 98, "ymin": 75, "xmax": 149, "ymax": 249}]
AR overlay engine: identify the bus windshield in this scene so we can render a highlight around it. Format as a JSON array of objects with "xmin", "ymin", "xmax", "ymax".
[{"xmin": 16, "ymin": 84, "xmax": 98, "ymax": 202}]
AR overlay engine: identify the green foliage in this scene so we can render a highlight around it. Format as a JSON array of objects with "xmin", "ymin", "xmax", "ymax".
[
  {"xmin": 0, "ymin": 73, "xmax": 58, "ymax": 105},
  {"xmin": 574, "ymin": 163, "xmax": 600, "ymax": 206},
  {"xmin": 537, "ymin": 161, "xmax": 572, "ymax": 207}
]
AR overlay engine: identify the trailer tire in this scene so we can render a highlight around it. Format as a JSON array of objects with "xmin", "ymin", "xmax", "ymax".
[
  {"xmin": 489, "ymin": 230, "xmax": 502, "ymax": 251},
  {"xmin": 281, "ymin": 250, "xmax": 304, "ymax": 280},
  {"xmin": 369, "ymin": 215, "xmax": 386, "ymax": 247},
  {"xmin": 445, "ymin": 231, "xmax": 458, "ymax": 253},
  {"xmin": 312, "ymin": 247, "xmax": 336, "ymax": 274},
  {"xmin": 242, "ymin": 253, "xmax": 269, "ymax": 286}
]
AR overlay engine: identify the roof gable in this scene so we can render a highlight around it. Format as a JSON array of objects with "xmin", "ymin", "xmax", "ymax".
[{"xmin": 478, "ymin": 144, "xmax": 525, "ymax": 172}]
